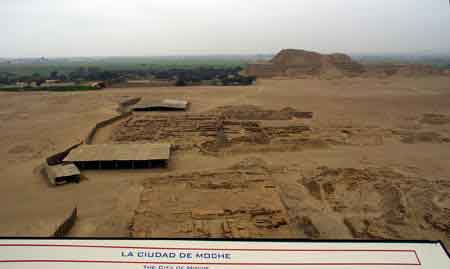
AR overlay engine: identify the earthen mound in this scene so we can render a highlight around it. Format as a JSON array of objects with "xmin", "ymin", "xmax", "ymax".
[{"xmin": 246, "ymin": 49, "xmax": 365, "ymax": 78}]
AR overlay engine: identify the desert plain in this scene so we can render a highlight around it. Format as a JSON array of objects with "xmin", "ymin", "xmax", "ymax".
[{"xmin": 0, "ymin": 76, "xmax": 449, "ymax": 247}]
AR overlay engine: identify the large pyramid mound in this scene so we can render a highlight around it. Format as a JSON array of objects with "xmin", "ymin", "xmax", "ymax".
[
  {"xmin": 246, "ymin": 49, "xmax": 365, "ymax": 78},
  {"xmin": 270, "ymin": 49, "xmax": 324, "ymax": 67}
]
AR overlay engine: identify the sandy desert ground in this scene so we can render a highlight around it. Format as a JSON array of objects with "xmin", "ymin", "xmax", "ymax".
[{"xmin": 0, "ymin": 77, "xmax": 449, "ymax": 247}]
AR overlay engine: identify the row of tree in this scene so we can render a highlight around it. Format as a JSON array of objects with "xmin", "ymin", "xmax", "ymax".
[{"xmin": 1, "ymin": 66, "xmax": 255, "ymax": 86}]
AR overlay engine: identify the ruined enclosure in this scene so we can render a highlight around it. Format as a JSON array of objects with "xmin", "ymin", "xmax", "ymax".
[
  {"xmin": 279, "ymin": 166, "xmax": 450, "ymax": 244},
  {"xmin": 111, "ymin": 105, "xmax": 313, "ymax": 153},
  {"xmin": 210, "ymin": 105, "xmax": 313, "ymax": 120},
  {"xmin": 131, "ymin": 168, "xmax": 294, "ymax": 238},
  {"xmin": 129, "ymin": 156, "xmax": 450, "ymax": 244},
  {"xmin": 111, "ymin": 105, "xmax": 421, "ymax": 154}
]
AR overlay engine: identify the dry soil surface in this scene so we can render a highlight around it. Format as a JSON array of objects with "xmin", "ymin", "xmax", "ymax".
[{"xmin": 0, "ymin": 77, "xmax": 449, "ymax": 247}]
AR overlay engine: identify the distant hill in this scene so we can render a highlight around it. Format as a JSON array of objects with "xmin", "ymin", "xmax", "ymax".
[{"xmin": 245, "ymin": 49, "xmax": 364, "ymax": 78}]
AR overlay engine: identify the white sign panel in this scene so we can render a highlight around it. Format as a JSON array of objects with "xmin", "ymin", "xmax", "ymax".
[{"xmin": 0, "ymin": 239, "xmax": 448, "ymax": 269}]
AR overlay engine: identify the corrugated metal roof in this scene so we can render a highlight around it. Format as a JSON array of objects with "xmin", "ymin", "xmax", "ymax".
[
  {"xmin": 63, "ymin": 143, "xmax": 171, "ymax": 162},
  {"xmin": 45, "ymin": 163, "xmax": 80, "ymax": 180},
  {"xmin": 131, "ymin": 99, "xmax": 189, "ymax": 110},
  {"xmin": 162, "ymin": 99, "xmax": 189, "ymax": 108}
]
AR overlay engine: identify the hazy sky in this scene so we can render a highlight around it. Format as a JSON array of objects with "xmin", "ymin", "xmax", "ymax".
[{"xmin": 2, "ymin": 0, "xmax": 450, "ymax": 57}]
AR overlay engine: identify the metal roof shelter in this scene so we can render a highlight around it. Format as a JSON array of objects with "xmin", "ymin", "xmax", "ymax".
[
  {"xmin": 63, "ymin": 143, "xmax": 171, "ymax": 170},
  {"xmin": 44, "ymin": 163, "xmax": 81, "ymax": 185},
  {"xmin": 131, "ymin": 99, "xmax": 189, "ymax": 111}
]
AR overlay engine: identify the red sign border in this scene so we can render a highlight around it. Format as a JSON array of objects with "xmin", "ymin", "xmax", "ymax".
[{"xmin": 0, "ymin": 243, "xmax": 422, "ymax": 266}]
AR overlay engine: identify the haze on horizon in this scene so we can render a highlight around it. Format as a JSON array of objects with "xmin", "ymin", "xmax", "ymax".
[{"xmin": 2, "ymin": 0, "xmax": 450, "ymax": 58}]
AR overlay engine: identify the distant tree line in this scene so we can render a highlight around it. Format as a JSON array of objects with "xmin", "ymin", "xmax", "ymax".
[{"xmin": 0, "ymin": 66, "xmax": 256, "ymax": 87}]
